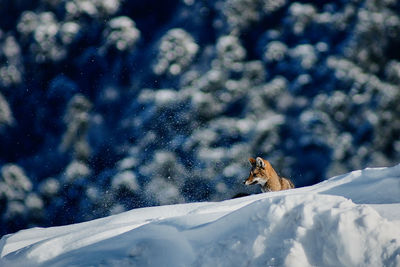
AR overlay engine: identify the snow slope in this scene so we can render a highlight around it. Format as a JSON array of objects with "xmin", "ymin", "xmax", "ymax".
[{"xmin": 1, "ymin": 165, "xmax": 400, "ymax": 267}]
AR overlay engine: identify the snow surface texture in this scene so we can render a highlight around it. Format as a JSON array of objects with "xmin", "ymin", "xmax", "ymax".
[{"xmin": 1, "ymin": 165, "xmax": 400, "ymax": 267}]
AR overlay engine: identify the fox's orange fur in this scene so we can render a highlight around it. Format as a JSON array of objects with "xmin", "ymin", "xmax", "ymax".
[{"xmin": 244, "ymin": 157, "xmax": 294, "ymax": 192}]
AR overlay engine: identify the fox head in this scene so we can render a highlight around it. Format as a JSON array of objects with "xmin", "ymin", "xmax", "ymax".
[{"xmin": 244, "ymin": 157, "xmax": 278, "ymax": 187}]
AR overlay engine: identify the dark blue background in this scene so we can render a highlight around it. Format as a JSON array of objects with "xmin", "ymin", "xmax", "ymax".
[{"xmin": 0, "ymin": 0, "xmax": 399, "ymax": 235}]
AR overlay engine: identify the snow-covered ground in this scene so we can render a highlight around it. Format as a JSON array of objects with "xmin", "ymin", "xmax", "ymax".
[{"xmin": 1, "ymin": 165, "xmax": 400, "ymax": 267}]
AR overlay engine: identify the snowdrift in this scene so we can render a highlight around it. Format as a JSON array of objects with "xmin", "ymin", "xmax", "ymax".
[{"xmin": 1, "ymin": 165, "xmax": 400, "ymax": 267}]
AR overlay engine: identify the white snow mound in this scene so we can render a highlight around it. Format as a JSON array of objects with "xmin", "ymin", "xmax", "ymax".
[{"xmin": 1, "ymin": 165, "xmax": 400, "ymax": 266}]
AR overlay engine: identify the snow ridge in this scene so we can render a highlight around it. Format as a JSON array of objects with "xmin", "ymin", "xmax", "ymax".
[{"xmin": 1, "ymin": 165, "xmax": 400, "ymax": 266}]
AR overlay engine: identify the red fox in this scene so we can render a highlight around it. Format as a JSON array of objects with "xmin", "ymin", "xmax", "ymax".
[{"xmin": 244, "ymin": 157, "xmax": 294, "ymax": 192}]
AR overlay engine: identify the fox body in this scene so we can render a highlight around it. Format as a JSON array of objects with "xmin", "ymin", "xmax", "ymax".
[{"xmin": 244, "ymin": 157, "xmax": 294, "ymax": 192}]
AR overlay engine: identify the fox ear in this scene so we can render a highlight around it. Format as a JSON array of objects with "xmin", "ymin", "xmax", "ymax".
[
  {"xmin": 256, "ymin": 157, "xmax": 266, "ymax": 169},
  {"xmin": 249, "ymin": 157, "xmax": 256, "ymax": 166}
]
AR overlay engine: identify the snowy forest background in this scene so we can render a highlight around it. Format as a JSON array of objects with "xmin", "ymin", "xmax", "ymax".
[{"xmin": 0, "ymin": 0, "xmax": 399, "ymax": 235}]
